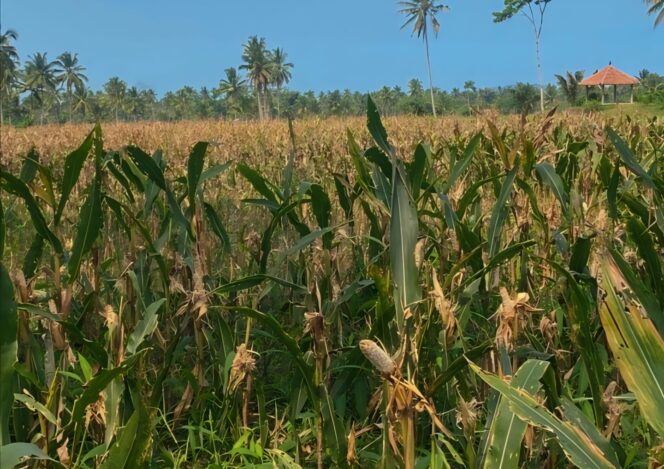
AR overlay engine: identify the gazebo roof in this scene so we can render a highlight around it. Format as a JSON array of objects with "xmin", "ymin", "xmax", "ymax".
[{"xmin": 580, "ymin": 65, "xmax": 640, "ymax": 86}]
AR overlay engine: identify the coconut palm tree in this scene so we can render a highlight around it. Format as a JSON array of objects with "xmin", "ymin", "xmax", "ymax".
[
  {"xmin": 398, "ymin": 0, "xmax": 448, "ymax": 117},
  {"xmin": 240, "ymin": 36, "xmax": 273, "ymax": 120},
  {"xmin": 0, "ymin": 29, "xmax": 20, "ymax": 126},
  {"xmin": 216, "ymin": 67, "xmax": 247, "ymax": 118},
  {"xmin": 555, "ymin": 71, "xmax": 584, "ymax": 105},
  {"xmin": 270, "ymin": 47, "xmax": 293, "ymax": 117},
  {"xmin": 644, "ymin": 0, "xmax": 664, "ymax": 26},
  {"xmin": 55, "ymin": 52, "xmax": 88, "ymax": 122},
  {"xmin": 22, "ymin": 52, "xmax": 58, "ymax": 124},
  {"xmin": 103, "ymin": 76, "xmax": 127, "ymax": 122}
]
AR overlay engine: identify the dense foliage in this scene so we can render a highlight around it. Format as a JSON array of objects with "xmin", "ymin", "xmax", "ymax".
[
  {"xmin": 1, "ymin": 28, "xmax": 662, "ymax": 127},
  {"xmin": 1, "ymin": 100, "xmax": 664, "ymax": 467}
]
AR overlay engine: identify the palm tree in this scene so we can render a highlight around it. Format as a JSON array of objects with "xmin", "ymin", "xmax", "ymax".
[
  {"xmin": 398, "ymin": 0, "xmax": 448, "ymax": 117},
  {"xmin": 22, "ymin": 52, "xmax": 58, "ymax": 124},
  {"xmin": 240, "ymin": 36, "xmax": 273, "ymax": 120},
  {"xmin": 270, "ymin": 47, "xmax": 293, "ymax": 117},
  {"xmin": 216, "ymin": 67, "xmax": 247, "ymax": 118},
  {"xmin": 0, "ymin": 29, "xmax": 19, "ymax": 126},
  {"xmin": 554, "ymin": 71, "xmax": 584, "ymax": 105},
  {"xmin": 103, "ymin": 76, "xmax": 127, "ymax": 122},
  {"xmin": 55, "ymin": 52, "xmax": 88, "ymax": 122},
  {"xmin": 644, "ymin": 0, "xmax": 664, "ymax": 26},
  {"xmin": 72, "ymin": 85, "xmax": 91, "ymax": 118}
]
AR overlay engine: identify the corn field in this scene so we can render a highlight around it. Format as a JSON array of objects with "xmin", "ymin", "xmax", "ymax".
[{"xmin": 1, "ymin": 100, "xmax": 664, "ymax": 468}]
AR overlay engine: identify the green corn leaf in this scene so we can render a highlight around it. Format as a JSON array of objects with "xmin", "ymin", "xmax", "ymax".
[
  {"xmin": 19, "ymin": 148, "xmax": 40, "ymax": 184},
  {"xmin": 367, "ymin": 95, "xmax": 392, "ymax": 155},
  {"xmin": 106, "ymin": 160, "xmax": 136, "ymax": 203},
  {"xmin": 68, "ymin": 174, "xmax": 103, "ymax": 282},
  {"xmin": 333, "ymin": 173, "xmax": 353, "ymax": 220},
  {"xmin": 101, "ymin": 398, "xmax": 152, "ymax": 469},
  {"xmin": 230, "ymin": 307, "xmax": 317, "ymax": 407},
  {"xmin": 237, "ymin": 163, "xmax": 280, "ymax": 204},
  {"xmin": 443, "ymin": 133, "xmax": 481, "ymax": 194},
  {"xmin": 408, "ymin": 142, "xmax": 428, "ymax": 200},
  {"xmin": 600, "ymin": 258, "xmax": 664, "ymax": 436},
  {"xmin": 608, "ymin": 247, "xmax": 664, "ymax": 335},
  {"xmin": 309, "ymin": 183, "xmax": 333, "ymax": 248},
  {"xmin": 127, "ymin": 146, "xmax": 193, "ymax": 238},
  {"xmin": 125, "ymin": 298, "xmax": 165, "ymax": 356},
  {"xmin": 211, "ymin": 274, "xmax": 306, "ymax": 295},
  {"xmin": 0, "ymin": 442, "xmax": 52, "ymax": 468},
  {"xmin": 559, "ymin": 398, "xmax": 620, "ymax": 467},
  {"xmin": 203, "ymin": 202, "xmax": 231, "ymax": 253},
  {"xmin": 0, "ymin": 197, "xmax": 4, "ymax": 258},
  {"xmin": 126, "ymin": 145, "xmax": 167, "ymax": 190},
  {"xmin": 65, "ymin": 353, "xmax": 142, "ymax": 434},
  {"xmin": 487, "ymin": 167, "xmax": 517, "ymax": 259},
  {"xmin": 54, "ymin": 126, "xmax": 95, "ymax": 225},
  {"xmin": 535, "ymin": 162, "xmax": 569, "ymax": 213},
  {"xmin": 470, "ymin": 363, "xmax": 617, "ymax": 469},
  {"xmin": 546, "ymin": 260, "xmax": 604, "ymax": 425},
  {"xmin": 482, "ymin": 359, "xmax": 549, "ymax": 469},
  {"xmin": 0, "ymin": 264, "xmax": 18, "ymax": 445},
  {"xmin": 199, "ymin": 162, "xmax": 232, "ymax": 185},
  {"xmin": 0, "ymin": 171, "xmax": 63, "ymax": 254},
  {"xmin": 186, "ymin": 141, "xmax": 208, "ymax": 208},
  {"xmin": 606, "ymin": 127, "xmax": 658, "ymax": 191},
  {"xmin": 625, "ymin": 217, "xmax": 664, "ymax": 306},
  {"xmin": 320, "ymin": 384, "xmax": 349, "ymax": 468},
  {"xmin": 390, "ymin": 160, "xmax": 421, "ymax": 329}
]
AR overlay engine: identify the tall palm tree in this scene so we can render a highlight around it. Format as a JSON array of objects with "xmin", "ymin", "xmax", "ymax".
[
  {"xmin": 398, "ymin": 0, "xmax": 448, "ymax": 117},
  {"xmin": 216, "ymin": 67, "xmax": 247, "ymax": 118},
  {"xmin": 22, "ymin": 52, "xmax": 58, "ymax": 124},
  {"xmin": 103, "ymin": 76, "xmax": 127, "ymax": 122},
  {"xmin": 0, "ymin": 29, "xmax": 19, "ymax": 126},
  {"xmin": 270, "ymin": 48, "xmax": 293, "ymax": 117},
  {"xmin": 240, "ymin": 36, "xmax": 272, "ymax": 120},
  {"xmin": 554, "ymin": 70, "xmax": 584, "ymax": 105},
  {"xmin": 55, "ymin": 52, "xmax": 88, "ymax": 122},
  {"xmin": 644, "ymin": 0, "xmax": 664, "ymax": 26}
]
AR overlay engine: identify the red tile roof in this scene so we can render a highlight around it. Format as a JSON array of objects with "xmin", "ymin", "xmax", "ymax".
[{"xmin": 580, "ymin": 65, "xmax": 640, "ymax": 86}]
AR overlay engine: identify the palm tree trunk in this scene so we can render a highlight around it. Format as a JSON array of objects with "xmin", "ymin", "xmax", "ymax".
[
  {"xmin": 256, "ymin": 88, "xmax": 263, "ymax": 120},
  {"xmin": 535, "ymin": 35, "xmax": 545, "ymax": 112},
  {"xmin": 424, "ymin": 31, "xmax": 437, "ymax": 118}
]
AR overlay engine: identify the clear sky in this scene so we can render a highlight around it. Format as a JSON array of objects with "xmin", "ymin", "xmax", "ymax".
[{"xmin": 2, "ymin": 0, "xmax": 662, "ymax": 96}]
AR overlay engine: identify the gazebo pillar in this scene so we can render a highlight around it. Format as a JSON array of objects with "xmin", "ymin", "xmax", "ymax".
[
  {"xmin": 630, "ymin": 85, "xmax": 634, "ymax": 104},
  {"xmin": 601, "ymin": 85, "xmax": 605, "ymax": 105},
  {"xmin": 613, "ymin": 85, "xmax": 617, "ymax": 103}
]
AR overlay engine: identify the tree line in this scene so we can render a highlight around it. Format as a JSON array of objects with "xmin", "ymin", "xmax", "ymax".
[{"xmin": 0, "ymin": 0, "xmax": 662, "ymax": 126}]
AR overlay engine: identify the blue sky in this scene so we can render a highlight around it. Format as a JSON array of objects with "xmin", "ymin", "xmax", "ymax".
[{"xmin": 2, "ymin": 0, "xmax": 661, "ymax": 95}]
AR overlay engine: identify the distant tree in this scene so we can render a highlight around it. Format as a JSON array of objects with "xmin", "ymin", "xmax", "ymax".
[
  {"xmin": 269, "ymin": 47, "xmax": 293, "ymax": 117},
  {"xmin": 215, "ymin": 67, "xmax": 247, "ymax": 118},
  {"xmin": 22, "ymin": 52, "xmax": 58, "ymax": 124},
  {"xmin": 103, "ymin": 76, "xmax": 127, "ymax": 122},
  {"xmin": 0, "ymin": 29, "xmax": 20, "ymax": 125},
  {"xmin": 72, "ymin": 86, "xmax": 91, "ymax": 119},
  {"xmin": 494, "ymin": 0, "xmax": 553, "ymax": 112},
  {"xmin": 511, "ymin": 82, "xmax": 539, "ymax": 114},
  {"xmin": 554, "ymin": 70, "xmax": 584, "ymax": 105},
  {"xmin": 240, "ymin": 36, "xmax": 272, "ymax": 120},
  {"xmin": 399, "ymin": 0, "xmax": 448, "ymax": 117},
  {"xmin": 55, "ymin": 52, "xmax": 88, "ymax": 121},
  {"xmin": 464, "ymin": 80, "xmax": 476, "ymax": 111},
  {"xmin": 407, "ymin": 78, "xmax": 424, "ymax": 96},
  {"xmin": 644, "ymin": 0, "xmax": 664, "ymax": 27}
]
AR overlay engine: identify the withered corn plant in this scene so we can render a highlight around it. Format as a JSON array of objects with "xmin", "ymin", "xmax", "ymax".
[{"xmin": 1, "ymin": 102, "xmax": 664, "ymax": 468}]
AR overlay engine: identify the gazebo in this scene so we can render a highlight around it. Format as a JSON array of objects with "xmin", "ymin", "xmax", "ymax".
[{"xmin": 580, "ymin": 64, "xmax": 640, "ymax": 104}]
